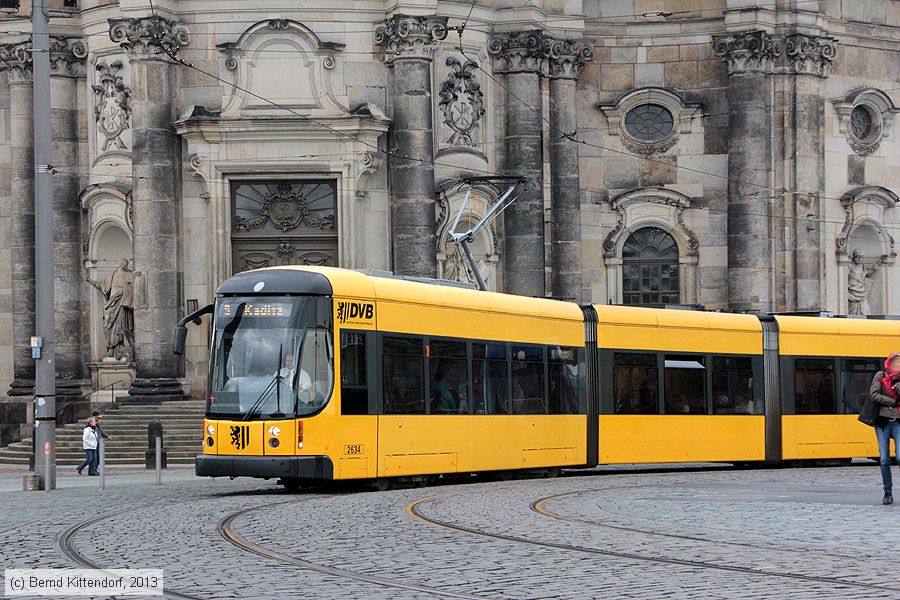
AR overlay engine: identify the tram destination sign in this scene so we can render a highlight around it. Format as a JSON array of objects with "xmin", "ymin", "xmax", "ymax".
[{"xmin": 220, "ymin": 302, "xmax": 293, "ymax": 318}]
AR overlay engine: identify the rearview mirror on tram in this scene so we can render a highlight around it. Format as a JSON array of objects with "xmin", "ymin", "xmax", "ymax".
[{"xmin": 173, "ymin": 303, "xmax": 214, "ymax": 356}]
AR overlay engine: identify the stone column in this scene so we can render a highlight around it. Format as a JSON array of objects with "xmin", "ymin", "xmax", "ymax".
[
  {"xmin": 375, "ymin": 15, "xmax": 447, "ymax": 278},
  {"xmin": 784, "ymin": 33, "xmax": 837, "ymax": 311},
  {"xmin": 49, "ymin": 37, "xmax": 88, "ymax": 397},
  {"xmin": 489, "ymin": 31, "xmax": 546, "ymax": 297},
  {"xmin": 109, "ymin": 16, "xmax": 189, "ymax": 399},
  {"xmin": 545, "ymin": 37, "xmax": 594, "ymax": 303},
  {"xmin": 713, "ymin": 31, "xmax": 783, "ymax": 313},
  {"xmin": 1, "ymin": 43, "xmax": 35, "ymax": 398}
]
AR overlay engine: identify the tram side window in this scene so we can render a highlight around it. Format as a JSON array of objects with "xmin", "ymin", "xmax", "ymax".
[
  {"xmin": 841, "ymin": 358, "xmax": 881, "ymax": 414},
  {"xmin": 549, "ymin": 346, "xmax": 580, "ymax": 414},
  {"xmin": 794, "ymin": 358, "xmax": 836, "ymax": 414},
  {"xmin": 712, "ymin": 356, "xmax": 755, "ymax": 414},
  {"xmin": 340, "ymin": 331, "xmax": 368, "ymax": 415},
  {"xmin": 429, "ymin": 340, "xmax": 467, "ymax": 414},
  {"xmin": 613, "ymin": 353, "xmax": 659, "ymax": 414},
  {"xmin": 473, "ymin": 343, "xmax": 509, "ymax": 414},
  {"xmin": 383, "ymin": 336, "xmax": 425, "ymax": 414},
  {"xmin": 511, "ymin": 345, "xmax": 545, "ymax": 414},
  {"xmin": 664, "ymin": 355, "xmax": 707, "ymax": 414}
]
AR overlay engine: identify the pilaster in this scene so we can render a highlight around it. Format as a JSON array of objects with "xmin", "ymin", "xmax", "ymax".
[
  {"xmin": 713, "ymin": 30, "xmax": 783, "ymax": 313},
  {"xmin": 488, "ymin": 31, "xmax": 545, "ymax": 297},
  {"xmin": 545, "ymin": 36, "xmax": 594, "ymax": 302},
  {"xmin": 375, "ymin": 14, "xmax": 447, "ymax": 278},
  {"xmin": 109, "ymin": 16, "xmax": 189, "ymax": 398},
  {"xmin": 1, "ymin": 42, "xmax": 35, "ymax": 397}
]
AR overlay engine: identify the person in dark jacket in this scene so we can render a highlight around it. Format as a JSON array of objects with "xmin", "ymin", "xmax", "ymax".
[{"xmin": 869, "ymin": 352, "xmax": 900, "ymax": 505}]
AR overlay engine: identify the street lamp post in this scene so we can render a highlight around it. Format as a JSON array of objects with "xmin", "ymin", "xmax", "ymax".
[{"xmin": 32, "ymin": 0, "xmax": 57, "ymax": 491}]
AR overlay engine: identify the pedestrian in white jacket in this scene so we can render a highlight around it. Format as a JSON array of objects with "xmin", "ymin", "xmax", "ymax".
[{"xmin": 76, "ymin": 418, "xmax": 99, "ymax": 476}]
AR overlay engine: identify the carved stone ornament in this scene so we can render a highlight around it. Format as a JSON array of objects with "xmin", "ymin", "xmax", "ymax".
[
  {"xmin": 713, "ymin": 30, "xmax": 784, "ymax": 75},
  {"xmin": 603, "ymin": 187, "xmax": 698, "ymax": 258},
  {"xmin": 784, "ymin": 33, "xmax": 838, "ymax": 78},
  {"xmin": 234, "ymin": 182, "xmax": 335, "ymax": 232},
  {"xmin": 832, "ymin": 88, "xmax": 899, "ymax": 157},
  {"xmin": 92, "ymin": 61, "xmax": 132, "ymax": 152},
  {"xmin": 438, "ymin": 56, "xmax": 485, "ymax": 147},
  {"xmin": 0, "ymin": 42, "xmax": 33, "ymax": 83},
  {"xmin": 49, "ymin": 37, "xmax": 88, "ymax": 76},
  {"xmin": 488, "ymin": 30, "xmax": 545, "ymax": 74},
  {"xmin": 544, "ymin": 37, "xmax": 595, "ymax": 80},
  {"xmin": 374, "ymin": 15, "xmax": 448, "ymax": 61},
  {"xmin": 108, "ymin": 16, "xmax": 191, "ymax": 60},
  {"xmin": 1, "ymin": 37, "xmax": 87, "ymax": 82}
]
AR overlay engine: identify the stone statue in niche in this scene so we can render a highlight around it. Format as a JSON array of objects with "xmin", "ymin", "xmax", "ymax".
[
  {"xmin": 92, "ymin": 60, "xmax": 132, "ymax": 152},
  {"xmin": 438, "ymin": 56, "xmax": 484, "ymax": 147},
  {"xmin": 86, "ymin": 258, "xmax": 135, "ymax": 360},
  {"xmin": 848, "ymin": 249, "xmax": 879, "ymax": 315}
]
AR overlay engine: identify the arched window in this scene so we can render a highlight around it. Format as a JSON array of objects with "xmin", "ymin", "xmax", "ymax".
[{"xmin": 622, "ymin": 227, "xmax": 680, "ymax": 306}]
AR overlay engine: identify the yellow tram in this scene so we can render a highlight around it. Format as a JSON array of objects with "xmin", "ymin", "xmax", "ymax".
[{"xmin": 173, "ymin": 266, "xmax": 894, "ymax": 489}]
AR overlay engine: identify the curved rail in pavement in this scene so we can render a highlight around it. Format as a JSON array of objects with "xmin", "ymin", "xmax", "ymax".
[
  {"xmin": 217, "ymin": 500, "xmax": 485, "ymax": 599},
  {"xmin": 407, "ymin": 491, "xmax": 900, "ymax": 594}
]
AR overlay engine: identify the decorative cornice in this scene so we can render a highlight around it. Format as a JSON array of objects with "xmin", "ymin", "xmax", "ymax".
[
  {"xmin": 544, "ymin": 36, "xmax": 594, "ymax": 80},
  {"xmin": 784, "ymin": 33, "xmax": 838, "ymax": 78},
  {"xmin": 374, "ymin": 14, "xmax": 448, "ymax": 62},
  {"xmin": 108, "ymin": 16, "xmax": 190, "ymax": 61},
  {"xmin": 488, "ymin": 30, "xmax": 545, "ymax": 74},
  {"xmin": 713, "ymin": 30, "xmax": 783, "ymax": 75}
]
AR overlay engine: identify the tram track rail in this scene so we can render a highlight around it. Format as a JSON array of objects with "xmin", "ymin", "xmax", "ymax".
[
  {"xmin": 217, "ymin": 499, "xmax": 486, "ymax": 599},
  {"xmin": 57, "ymin": 509, "xmax": 205, "ymax": 600},
  {"xmin": 531, "ymin": 488, "xmax": 867, "ymax": 563},
  {"xmin": 407, "ymin": 491, "xmax": 900, "ymax": 594}
]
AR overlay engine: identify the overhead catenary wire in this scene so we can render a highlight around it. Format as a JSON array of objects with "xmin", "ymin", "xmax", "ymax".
[{"xmin": 12, "ymin": 4, "xmax": 894, "ymax": 234}]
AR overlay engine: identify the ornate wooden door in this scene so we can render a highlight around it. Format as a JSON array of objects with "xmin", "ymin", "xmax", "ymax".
[{"xmin": 230, "ymin": 180, "xmax": 338, "ymax": 273}]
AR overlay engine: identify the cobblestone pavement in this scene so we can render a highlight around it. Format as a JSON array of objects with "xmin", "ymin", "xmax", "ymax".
[{"xmin": 1, "ymin": 464, "xmax": 899, "ymax": 599}]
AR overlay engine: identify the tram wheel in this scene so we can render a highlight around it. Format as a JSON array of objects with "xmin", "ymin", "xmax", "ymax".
[{"xmin": 279, "ymin": 478, "xmax": 302, "ymax": 492}]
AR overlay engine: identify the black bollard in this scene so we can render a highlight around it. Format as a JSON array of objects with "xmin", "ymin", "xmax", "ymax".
[{"xmin": 145, "ymin": 420, "xmax": 168, "ymax": 469}]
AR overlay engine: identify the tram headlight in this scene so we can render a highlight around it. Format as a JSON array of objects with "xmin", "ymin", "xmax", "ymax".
[
  {"xmin": 268, "ymin": 425, "xmax": 281, "ymax": 438},
  {"xmin": 206, "ymin": 424, "xmax": 215, "ymax": 436},
  {"xmin": 268, "ymin": 438, "xmax": 280, "ymax": 448}
]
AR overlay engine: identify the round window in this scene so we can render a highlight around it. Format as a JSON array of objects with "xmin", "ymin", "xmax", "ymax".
[
  {"xmin": 624, "ymin": 104, "xmax": 675, "ymax": 142},
  {"xmin": 850, "ymin": 105, "xmax": 874, "ymax": 141}
]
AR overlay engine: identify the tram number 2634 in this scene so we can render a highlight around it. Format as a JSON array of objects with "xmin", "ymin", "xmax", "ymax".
[{"xmin": 344, "ymin": 444, "xmax": 364, "ymax": 455}]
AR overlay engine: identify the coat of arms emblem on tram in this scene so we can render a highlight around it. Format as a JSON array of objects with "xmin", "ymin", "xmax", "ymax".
[{"xmin": 229, "ymin": 425, "xmax": 250, "ymax": 451}]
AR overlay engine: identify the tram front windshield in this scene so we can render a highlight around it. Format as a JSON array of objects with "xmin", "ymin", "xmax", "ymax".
[{"xmin": 208, "ymin": 297, "xmax": 333, "ymax": 419}]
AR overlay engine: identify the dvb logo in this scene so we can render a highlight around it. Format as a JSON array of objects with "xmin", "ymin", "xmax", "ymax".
[{"xmin": 337, "ymin": 301, "xmax": 374, "ymax": 324}]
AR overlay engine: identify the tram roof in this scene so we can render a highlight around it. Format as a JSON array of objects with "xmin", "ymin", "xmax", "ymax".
[
  {"xmin": 241, "ymin": 266, "xmax": 585, "ymax": 321},
  {"xmin": 592, "ymin": 304, "xmax": 763, "ymax": 332}
]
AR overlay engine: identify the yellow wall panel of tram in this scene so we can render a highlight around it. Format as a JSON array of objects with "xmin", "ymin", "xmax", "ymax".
[
  {"xmin": 376, "ymin": 415, "xmax": 586, "ymax": 477},
  {"xmin": 781, "ymin": 416, "xmax": 879, "ymax": 460},
  {"xmin": 599, "ymin": 416, "xmax": 765, "ymax": 463}
]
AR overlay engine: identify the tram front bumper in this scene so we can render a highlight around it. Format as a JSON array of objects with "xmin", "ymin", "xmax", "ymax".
[{"xmin": 195, "ymin": 454, "xmax": 334, "ymax": 480}]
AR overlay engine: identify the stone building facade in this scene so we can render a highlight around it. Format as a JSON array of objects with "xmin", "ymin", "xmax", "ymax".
[{"xmin": 0, "ymin": 0, "xmax": 898, "ymax": 419}]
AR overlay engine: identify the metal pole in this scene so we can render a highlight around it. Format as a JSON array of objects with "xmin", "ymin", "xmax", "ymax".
[
  {"xmin": 43, "ymin": 442, "xmax": 50, "ymax": 493},
  {"xmin": 155, "ymin": 436, "xmax": 161, "ymax": 485},
  {"xmin": 32, "ymin": 0, "xmax": 57, "ymax": 492},
  {"xmin": 98, "ymin": 437, "xmax": 105, "ymax": 490},
  {"xmin": 459, "ymin": 240, "xmax": 488, "ymax": 291}
]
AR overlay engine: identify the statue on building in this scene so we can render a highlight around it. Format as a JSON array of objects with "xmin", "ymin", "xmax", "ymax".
[
  {"xmin": 848, "ymin": 249, "xmax": 879, "ymax": 315},
  {"xmin": 86, "ymin": 258, "xmax": 135, "ymax": 360}
]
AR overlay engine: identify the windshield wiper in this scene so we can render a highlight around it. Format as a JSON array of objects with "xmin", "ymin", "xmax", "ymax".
[{"xmin": 242, "ymin": 344, "xmax": 290, "ymax": 421}]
